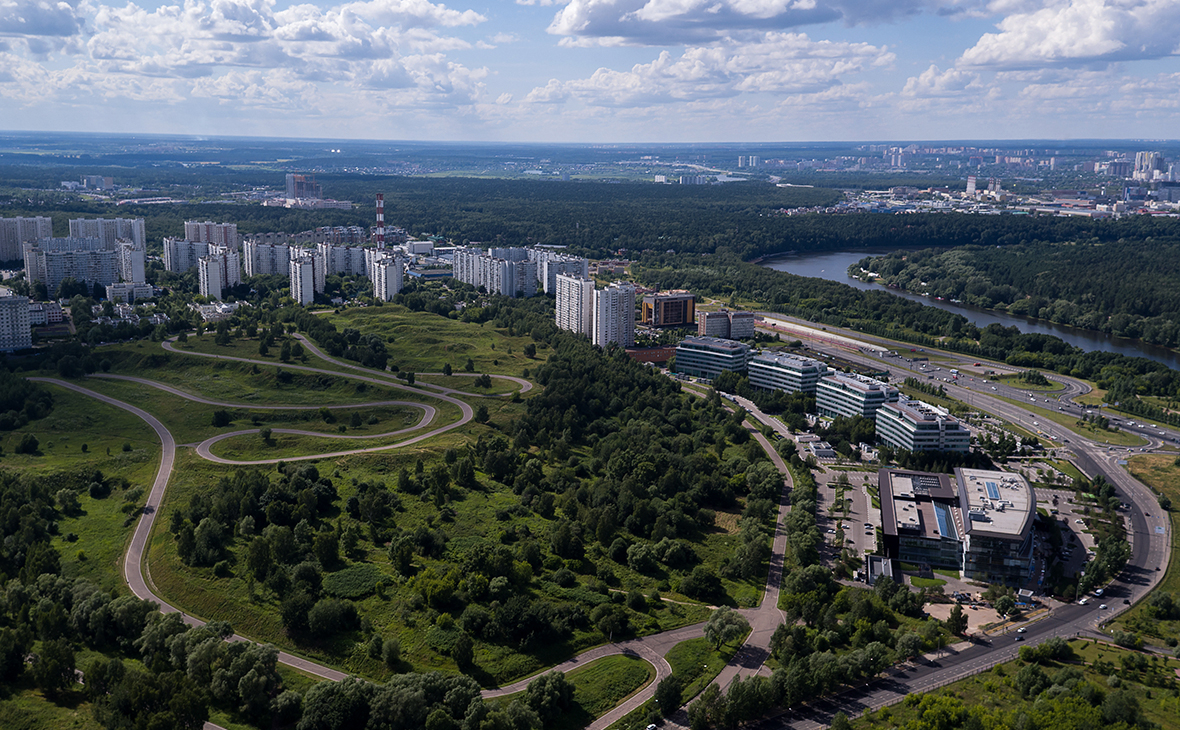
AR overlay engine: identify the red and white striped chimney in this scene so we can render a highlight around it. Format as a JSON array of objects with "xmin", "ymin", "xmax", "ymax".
[{"xmin": 375, "ymin": 193, "xmax": 385, "ymax": 249}]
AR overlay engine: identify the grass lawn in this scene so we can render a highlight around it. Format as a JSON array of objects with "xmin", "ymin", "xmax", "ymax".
[
  {"xmin": 666, "ymin": 636, "xmax": 743, "ymax": 705},
  {"xmin": 1051, "ymin": 458, "xmax": 1086, "ymax": 482},
  {"xmin": 207, "ymin": 421, "xmax": 440, "ymax": 461},
  {"xmin": 324, "ymin": 306, "xmax": 548, "ymax": 376},
  {"xmin": 995, "ymin": 374, "xmax": 1060, "ymax": 392},
  {"xmin": 852, "ymin": 639, "xmax": 1180, "ymax": 730},
  {"xmin": 910, "ymin": 577, "xmax": 946, "ymax": 588},
  {"xmin": 1116, "ymin": 454, "xmax": 1180, "ymax": 647},
  {"xmin": 0, "ymin": 683, "xmax": 101, "ymax": 730},
  {"xmin": 932, "ymin": 568, "xmax": 960, "ymax": 579},
  {"xmin": 416, "ymin": 373, "xmax": 527, "ymax": 395},
  {"xmin": 492, "ymin": 654, "xmax": 655, "ymax": 730}
]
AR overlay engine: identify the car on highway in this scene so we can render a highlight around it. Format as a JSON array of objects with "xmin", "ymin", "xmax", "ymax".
[
  {"xmin": 1014, "ymin": 636, "xmax": 1024, "ymax": 642},
  {"xmin": 1100, "ymin": 604, "xmax": 1108, "ymax": 610},
  {"xmin": 1016, "ymin": 627, "xmax": 1026, "ymax": 633}
]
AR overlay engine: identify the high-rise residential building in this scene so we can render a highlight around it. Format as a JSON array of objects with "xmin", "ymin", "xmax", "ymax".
[
  {"xmin": 0, "ymin": 295, "xmax": 31, "ymax": 352},
  {"xmin": 697, "ymin": 310, "xmax": 730, "ymax": 338},
  {"xmin": 162, "ymin": 238, "xmax": 209, "ymax": 273},
  {"xmin": 453, "ymin": 246, "xmax": 537, "ymax": 297},
  {"xmin": 208, "ymin": 244, "xmax": 241, "ymax": 289},
  {"xmin": 371, "ymin": 255, "xmax": 405, "ymax": 302},
  {"xmin": 0, "ymin": 217, "xmax": 53, "ymax": 261},
  {"xmin": 555, "ymin": 274, "xmax": 595, "ymax": 337},
  {"xmin": 290, "ymin": 254, "xmax": 317, "ymax": 305},
  {"xmin": 531, "ymin": 249, "xmax": 590, "ymax": 293},
  {"xmin": 748, "ymin": 352, "xmax": 828, "ymax": 393},
  {"xmin": 316, "ymin": 242, "xmax": 368, "ymax": 277},
  {"xmin": 592, "ymin": 281, "xmax": 636, "ymax": 348},
  {"xmin": 285, "ymin": 174, "xmax": 322, "ymax": 200},
  {"xmin": 23, "ymin": 238, "xmax": 119, "ymax": 294},
  {"xmin": 673, "ymin": 336, "xmax": 751, "ymax": 379},
  {"xmin": 198, "ymin": 256, "xmax": 223, "ymax": 301},
  {"xmin": 184, "ymin": 221, "xmax": 239, "ymax": 248},
  {"xmin": 243, "ymin": 240, "xmax": 291, "ymax": 277},
  {"xmin": 816, "ymin": 372, "xmax": 899, "ymax": 420},
  {"xmin": 68, "ymin": 218, "xmax": 145, "ymax": 249},
  {"xmin": 876, "ymin": 399, "xmax": 970, "ymax": 454},
  {"xmin": 642, "ymin": 290, "xmax": 695, "ymax": 327},
  {"xmin": 728, "ymin": 311, "xmax": 756, "ymax": 339},
  {"xmin": 117, "ymin": 241, "xmax": 145, "ymax": 283}
]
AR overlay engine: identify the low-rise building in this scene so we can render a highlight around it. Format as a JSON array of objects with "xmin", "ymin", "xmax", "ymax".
[
  {"xmin": 816, "ymin": 372, "xmax": 899, "ymax": 420},
  {"xmin": 105, "ymin": 283, "xmax": 154, "ymax": 303},
  {"xmin": 673, "ymin": 336, "xmax": 750, "ymax": 379},
  {"xmin": 876, "ymin": 398, "xmax": 971, "ymax": 453},
  {"xmin": 748, "ymin": 352, "xmax": 828, "ymax": 393}
]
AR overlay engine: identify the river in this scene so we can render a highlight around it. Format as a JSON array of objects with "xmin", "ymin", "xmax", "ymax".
[{"xmin": 761, "ymin": 248, "xmax": 1180, "ymax": 371}]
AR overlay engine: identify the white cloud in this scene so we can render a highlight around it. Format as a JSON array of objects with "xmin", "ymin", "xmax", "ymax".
[
  {"xmin": 0, "ymin": 0, "xmax": 85, "ymax": 36},
  {"xmin": 527, "ymin": 32, "xmax": 892, "ymax": 105},
  {"xmin": 960, "ymin": 0, "xmax": 1180, "ymax": 68},
  {"xmin": 901, "ymin": 63, "xmax": 980, "ymax": 96}
]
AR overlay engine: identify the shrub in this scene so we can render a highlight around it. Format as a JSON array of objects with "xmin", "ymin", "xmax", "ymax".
[{"xmin": 323, "ymin": 564, "xmax": 384, "ymax": 599}]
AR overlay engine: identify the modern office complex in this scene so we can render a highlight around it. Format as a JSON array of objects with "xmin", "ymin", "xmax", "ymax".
[
  {"xmin": 68, "ymin": 218, "xmax": 146, "ymax": 249},
  {"xmin": 673, "ymin": 336, "xmax": 751, "ymax": 379},
  {"xmin": 184, "ymin": 221, "xmax": 239, "ymax": 248},
  {"xmin": 876, "ymin": 399, "xmax": 971, "ymax": 453},
  {"xmin": 452, "ymin": 246, "xmax": 538, "ymax": 297},
  {"xmin": 0, "ymin": 295, "xmax": 31, "ymax": 352},
  {"xmin": 696, "ymin": 309, "xmax": 757, "ymax": 339},
  {"xmin": 23, "ymin": 238, "xmax": 119, "ymax": 293},
  {"xmin": 642, "ymin": 290, "xmax": 695, "ymax": 327},
  {"xmin": 555, "ymin": 274, "xmax": 595, "ymax": 337},
  {"xmin": 0, "ymin": 217, "xmax": 52, "ymax": 261},
  {"xmin": 878, "ymin": 468, "xmax": 1033, "ymax": 585},
  {"xmin": 592, "ymin": 281, "xmax": 636, "ymax": 348},
  {"xmin": 747, "ymin": 352, "xmax": 828, "ymax": 393},
  {"xmin": 815, "ymin": 372, "xmax": 899, "ymax": 420},
  {"xmin": 243, "ymin": 240, "xmax": 291, "ymax": 277}
]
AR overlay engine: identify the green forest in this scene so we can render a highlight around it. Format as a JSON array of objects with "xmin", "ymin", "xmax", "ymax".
[{"xmin": 853, "ymin": 240, "xmax": 1180, "ymax": 348}]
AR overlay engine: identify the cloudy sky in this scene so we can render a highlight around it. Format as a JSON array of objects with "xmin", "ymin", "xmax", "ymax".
[{"xmin": 1, "ymin": 0, "xmax": 1178, "ymax": 142}]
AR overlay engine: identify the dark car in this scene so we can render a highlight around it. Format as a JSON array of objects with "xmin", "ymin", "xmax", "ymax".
[{"xmin": 1014, "ymin": 636, "xmax": 1024, "ymax": 642}]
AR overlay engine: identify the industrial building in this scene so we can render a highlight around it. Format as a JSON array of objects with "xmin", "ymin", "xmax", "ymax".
[
  {"xmin": 878, "ymin": 468, "xmax": 1033, "ymax": 585},
  {"xmin": 747, "ymin": 352, "xmax": 828, "ymax": 393},
  {"xmin": 876, "ymin": 398, "xmax": 971, "ymax": 454},
  {"xmin": 673, "ymin": 336, "xmax": 750, "ymax": 379},
  {"xmin": 642, "ymin": 290, "xmax": 695, "ymax": 327},
  {"xmin": 815, "ymin": 372, "xmax": 899, "ymax": 420}
]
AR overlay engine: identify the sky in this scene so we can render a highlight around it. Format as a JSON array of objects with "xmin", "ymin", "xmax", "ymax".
[{"xmin": 1, "ymin": 0, "xmax": 1179, "ymax": 142}]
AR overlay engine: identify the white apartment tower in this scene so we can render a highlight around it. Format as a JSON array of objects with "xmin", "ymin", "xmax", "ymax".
[
  {"xmin": 243, "ymin": 240, "xmax": 291, "ymax": 277},
  {"xmin": 117, "ymin": 241, "xmax": 145, "ymax": 283},
  {"xmin": 555, "ymin": 274, "xmax": 595, "ymax": 337},
  {"xmin": 198, "ymin": 256, "xmax": 223, "ymax": 301},
  {"xmin": 162, "ymin": 238, "xmax": 209, "ymax": 273},
  {"xmin": 69, "ymin": 218, "xmax": 146, "ymax": 249},
  {"xmin": 207, "ymin": 244, "xmax": 241, "ymax": 289},
  {"xmin": 0, "ymin": 217, "xmax": 53, "ymax": 261},
  {"xmin": 316, "ymin": 242, "xmax": 368, "ymax": 277},
  {"xmin": 592, "ymin": 281, "xmax": 636, "ymax": 348},
  {"xmin": 184, "ymin": 221, "xmax": 239, "ymax": 248},
  {"xmin": 23, "ymin": 238, "xmax": 119, "ymax": 294},
  {"xmin": 372, "ymin": 256, "xmax": 405, "ymax": 302},
  {"xmin": 0, "ymin": 295, "xmax": 31, "ymax": 351},
  {"xmin": 290, "ymin": 254, "xmax": 317, "ymax": 306}
]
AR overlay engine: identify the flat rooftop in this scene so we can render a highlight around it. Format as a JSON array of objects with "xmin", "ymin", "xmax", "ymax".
[
  {"xmin": 880, "ymin": 470, "xmax": 961, "ymax": 540},
  {"xmin": 751, "ymin": 351, "xmax": 827, "ymax": 371},
  {"xmin": 956, "ymin": 468, "xmax": 1034, "ymax": 539},
  {"xmin": 883, "ymin": 398, "xmax": 961, "ymax": 425},
  {"xmin": 678, "ymin": 336, "xmax": 750, "ymax": 353},
  {"xmin": 821, "ymin": 371, "xmax": 896, "ymax": 393}
]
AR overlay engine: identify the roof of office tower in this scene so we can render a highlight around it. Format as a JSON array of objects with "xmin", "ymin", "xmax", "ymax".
[
  {"xmin": 881, "ymin": 398, "xmax": 961, "ymax": 425},
  {"xmin": 820, "ymin": 371, "xmax": 896, "ymax": 393},
  {"xmin": 678, "ymin": 336, "xmax": 750, "ymax": 352},
  {"xmin": 751, "ymin": 351, "xmax": 826, "ymax": 370},
  {"xmin": 956, "ymin": 468, "xmax": 1034, "ymax": 539}
]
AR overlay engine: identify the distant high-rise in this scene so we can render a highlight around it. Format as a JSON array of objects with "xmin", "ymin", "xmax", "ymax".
[
  {"xmin": 198, "ymin": 256, "xmax": 223, "ymax": 301},
  {"xmin": 162, "ymin": 238, "xmax": 209, "ymax": 273},
  {"xmin": 23, "ymin": 238, "xmax": 120, "ymax": 294},
  {"xmin": 532, "ymin": 250, "xmax": 589, "ymax": 294},
  {"xmin": 0, "ymin": 295, "xmax": 31, "ymax": 352},
  {"xmin": 593, "ymin": 281, "xmax": 636, "ymax": 348},
  {"xmin": 285, "ymin": 174, "xmax": 322, "ymax": 200},
  {"xmin": 0, "ymin": 217, "xmax": 52, "ymax": 261},
  {"xmin": 372, "ymin": 255, "xmax": 405, "ymax": 302},
  {"xmin": 453, "ymin": 246, "xmax": 537, "ymax": 297},
  {"xmin": 184, "ymin": 221, "xmax": 239, "ymax": 248},
  {"xmin": 117, "ymin": 241, "xmax": 145, "ymax": 283},
  {"xmin": 243, "ymin": 240, "xmax": 291, "ymax": 277},
  {"xmin": 289, "ymin": 254, "xmax": 318, "ymax": 305},
  {"xmin": 555, "ymin": 274, "xmax": 595, "ymax": 337},
  {"xmin": 68, "ymin": 218, "xmax": 145, "ymax": 249}
]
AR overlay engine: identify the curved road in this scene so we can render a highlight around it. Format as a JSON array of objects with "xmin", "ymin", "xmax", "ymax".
[{"xmin": 35, "ymin": 325, "xmax": 1173, "ymax": 730}]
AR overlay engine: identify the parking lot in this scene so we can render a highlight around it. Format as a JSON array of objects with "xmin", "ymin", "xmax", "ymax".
[{"xmin": 815, "ymin": 470, "xmax": 880, "ymax": 562}]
